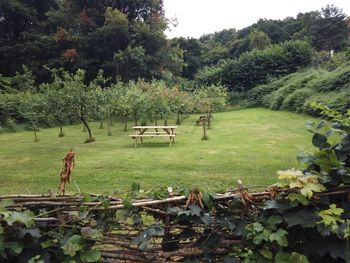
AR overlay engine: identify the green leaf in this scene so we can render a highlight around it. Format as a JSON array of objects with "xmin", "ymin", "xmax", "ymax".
[
  {"xmin": 266, "ymin": 215, "xmax": 283, "ymax": 228},
  {"xmin": 41, "ymin": 240, "xmax": 54, "ymax": 249},
  {"xmin": 81, "ymin": 227, "xmax": 103, "ymax": 239},
  {"xmin": 6, "ymin": 242, "xmax": 23, "ymax": 255},
  {"xmin": 259, "ymin": 249, "xmax": 272, "ymax": 259},
  {"xmin": 62, "ymin": 235, "xmax": 83, "ymax": 257},
  {"xmin": 269, "ymin": 229, "xmax": 288, "ymax": 247},
  {"xmin": 289, "ymin": 252, "xmax": 309, "ymax": 263},
  {"xmin": 288, "ymin": 193, "xmax": 308, "ymax": 205},
  {"xmin": 284, "ymin": 210, "xmax": 319, "ymax": 228},
  {"xmin": 312, "ymin": 133, "xmax": 330, "ymax": 149},
  {"xmin": 5, "ymin": 210, "xmax": 35, "ymax": 227},
  {"xmin": 80, "ymin": 249, "xmax": 101, "ymax": 262},
  {"xmin": 300, "ymin": 182, "xmax": 326, "ymax": 198},
  {"xmin": 275, "ymin": 252, "xmax": 310, "ymax": 263}
]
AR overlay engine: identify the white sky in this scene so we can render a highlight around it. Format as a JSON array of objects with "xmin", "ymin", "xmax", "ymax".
[{"xmin": 164, "ymin": 0, "xmax": 350, "ymax": 39}]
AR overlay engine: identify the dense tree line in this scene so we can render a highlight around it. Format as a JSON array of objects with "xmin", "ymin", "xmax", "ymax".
[
  {"xmin": 172, "ymin": 5, "xmax": 349, "ymax": 80},
  {"xmin": 0, "ymin": 0, "xmax": 184, "ymax": 83}
]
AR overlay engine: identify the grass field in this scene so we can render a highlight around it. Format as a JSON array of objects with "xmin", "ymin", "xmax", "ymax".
[{"xmin": 0, "ymin": 108, "xmax": 317, "ymax": 194}]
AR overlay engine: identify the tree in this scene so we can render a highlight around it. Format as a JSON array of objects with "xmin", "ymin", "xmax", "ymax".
[
  {"xmin": 15, "ymin": 92, "xmax": 45, "ymax": 142},
  {"xmin": 310, "ymin": 5, "xmax": 348, "ymax": 51},
  {"xmin": 41, "ymin": 68, "xmax": 76, "ymax": 137},
  {"xmin": 248, "ymin": 29, "xmax": 271, "ymax": 50},
  {"xmin": 193, "ymin": 85, "xmax": 228, "ymax": 139},
  {"xmin": 60, "ymin": 69, "xmax": 98, "ymax": 143}
]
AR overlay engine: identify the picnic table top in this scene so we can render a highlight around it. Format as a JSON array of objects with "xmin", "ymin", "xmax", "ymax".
[{"xmin": 132, "ymin": 126, "xmax": 178, "ymax": 129}]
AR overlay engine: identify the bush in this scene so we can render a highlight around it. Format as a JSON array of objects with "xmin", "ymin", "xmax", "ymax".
[{"xmin": 195, "ymin": 40, "xmax": 313, "ymax": 92}]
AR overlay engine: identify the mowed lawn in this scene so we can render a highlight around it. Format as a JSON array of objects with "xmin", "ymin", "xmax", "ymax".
[{"xmin": 0, "ymin": 108, "xmax": 317, "ymax": 194}]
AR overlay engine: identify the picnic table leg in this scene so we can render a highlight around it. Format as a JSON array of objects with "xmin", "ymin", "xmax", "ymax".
[
  {"xmin": 134, "ymin": 137, "xmax": 137, "ymax": 148},
  {"xmin": 169, "ymin": 137, "xmax": 172, "ymax": 147},
  {"xmin": 141, "ymin": 137, "xmax": 143, "ymax": 144}
]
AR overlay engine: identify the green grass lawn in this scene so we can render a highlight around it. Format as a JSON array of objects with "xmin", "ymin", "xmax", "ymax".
[{"xmin": 0, "ymin": 108, "xmax": 317, "ymax": 195}]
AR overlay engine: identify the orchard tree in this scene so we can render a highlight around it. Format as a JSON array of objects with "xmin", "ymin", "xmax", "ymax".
[
  {"xmin": 91, "ymin": 70, "xmax": 111, "ymax": 129},
  {"xmin": 16, "ymin": 92, "xmax": 45, "ymax": 142},
  {"xmin": 193, "ymin": 85, "xmax": 228, "ymax": 139},
  {"xmin": 145, "ymin": 81, "xmax": 172, "ymax": 126},
  {"xmin": 126, "ymin": 81, "xmax": 147, "ymax": 126},
  {"xmin": 115, "ymin": 84, "xmax": 132, "ymax": 132},
  {"xmin": 41, "ymin": 69, "xmax": 76, "ymax": 137},
  {"xmin": 61, "ymin": 69, "xmax": 98, "ymax": 143},
  {"xmin": 168, "ymin": 86, "xmax": 193, "ymax": 125}
]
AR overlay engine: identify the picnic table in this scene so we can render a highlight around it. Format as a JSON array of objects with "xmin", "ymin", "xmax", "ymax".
[{"xmin": 130, "ymin": 126, "xmax": 178, "ymax": 147}]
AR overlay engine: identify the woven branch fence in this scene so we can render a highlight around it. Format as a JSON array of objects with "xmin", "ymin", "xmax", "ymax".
[{"xmin": 1, "ymin": 185, "xmax": 350, "ymax": 262}]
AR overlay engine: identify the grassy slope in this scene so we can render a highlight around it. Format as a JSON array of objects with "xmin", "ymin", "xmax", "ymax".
[{"xmin": 0, "ymin": 108, "xmax": 316, "ymax": 194}]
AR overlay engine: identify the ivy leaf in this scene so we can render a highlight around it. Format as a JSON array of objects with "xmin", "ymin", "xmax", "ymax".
[
  {"xmin": 288, "ymin": 193, "xmax": 308, "ymax": 206},
  {"xmin": 81, "ymin": 227, "xmax": 103, "ymax": 239},
  {"xmin": 80, "ymin": 249, "xmax": 101, "ymax": 262},
  {"xmin": 253, "ymin": 230, "xmax": 270, "ymax": 245},
  {"xmin": 297, "ymin": 153, "xmax": 316, "ymax": 165},
  {"xmin": 266, "ymin": 215, "xmax": 283, "ymax": 229},
  {"xmin": 275, "ymin": 252, "xmax": 309, "ymax": 263},
  {"xmin": 312, "ymin": 133, "xmax": 330, "ymax": 149},
  {"xmin": 284, "ymin": 210, "xmax": 319, "ymax": 228},
  {"xmin": 300, "ymin": 182, "xmax": 326, "ymax": 198},
  {"xmin": 62, "ymin": 235, "xmax": 83, "ymax": 257},
  {"xmin": 5, "ymin": 210, "xmax": 35, "ymax": 228},
  {"xmin": 318, "ymin": 204, "xmax": 344, "ymax": 231},
  {"xmin": 41, "ymin": 240, "xmax": 54, "ymax": 249},
  {"xmin": 131, "ymin": 224, "xmax": 164, "ymax": 250},
  {"xmin": 259, "ymin": 249, "xmax": 272, "ymax": 259},
  {"xmin": 0, "ymin": 199, "xmax": 14, "ymax": 214},
  {"xmin": 269, "ymin": 229, "xmax": 288, "ymax": 247},
  {"xmin": 5, "ymin": 242, "xmax": 23, "ymax": 255}
]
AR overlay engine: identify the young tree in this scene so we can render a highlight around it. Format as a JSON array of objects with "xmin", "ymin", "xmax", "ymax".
[
  {"xmin": 193, "ymin": 85, "xmax": 228, "ymax": 139},
  {"xmin": 61, "ymin": 69, "xmax": 98, "ymax": 143},
  {"xmin": 16, "ymin": 92, "xmax": 45, "ymax": 142}
]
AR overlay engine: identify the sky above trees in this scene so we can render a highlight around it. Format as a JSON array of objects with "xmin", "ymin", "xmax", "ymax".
[{"xmin": 164, "ymin": 0, "xmax": 350, "ymax": 38}]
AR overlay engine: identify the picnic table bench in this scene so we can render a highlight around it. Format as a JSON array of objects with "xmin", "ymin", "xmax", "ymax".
[{"xmin": 130, "ymin": 126, "xmax": 178, "ymax": 147}]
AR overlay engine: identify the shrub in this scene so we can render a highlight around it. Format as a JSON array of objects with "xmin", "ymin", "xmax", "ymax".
[{"xmin": 195, "ymin": 40, "xmax": 313, "ymax": 92}]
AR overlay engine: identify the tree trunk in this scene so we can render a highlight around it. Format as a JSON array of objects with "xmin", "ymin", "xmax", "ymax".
[
  {"xmin": 124, "ymin": 115, "xmax": 128, "ymax": 132},
  {"xmin": 99, "ymin": 121, "xmax": 104, "ymax": 129},
  {"xmin": 81, "ymin": 117, "xmax": 94, "ymax": 143},
  {"xmin": 176, "ymin": 113, "xmax": 181, "ymax": 125},
  {"xmin": 202, "ymin": 122, "xmax": 208, "ymax": 140},
  {"xmin": 134, "ymin": 113, "xmax": 138, "ymax": 126},
  {"xmin": 59, "ymin": 125, "xmax": 65, "ymax": 137},
  {"xmin": 109, "ymin": 115, "xmax": 114, "ymax": 126},
  {"xmin": 33, "ymin": 128, "xmax": 39, "ymax": 142},
  {"xmin": 107, "ymin": 115, "xmax": 112, "ymax": 136}
]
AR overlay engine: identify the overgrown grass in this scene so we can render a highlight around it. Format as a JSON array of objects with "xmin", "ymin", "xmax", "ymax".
[{"xmin": 0, "ymin": 108, "xmax": 316, "ymax": 194}]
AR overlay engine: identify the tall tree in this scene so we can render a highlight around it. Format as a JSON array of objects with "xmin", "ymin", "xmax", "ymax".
[{"xmin": 310, "ymin": 5, "xmax": 348, "ymax": 51}]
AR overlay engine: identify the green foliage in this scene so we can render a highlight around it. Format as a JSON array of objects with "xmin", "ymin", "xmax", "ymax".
[
  {"xmin": 196, "ymin": 40, "xmax": 313, "ymax": 92},
  {"xmin": 248, "ymin": 63, "xmax": 350, "ymax": 114}
]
